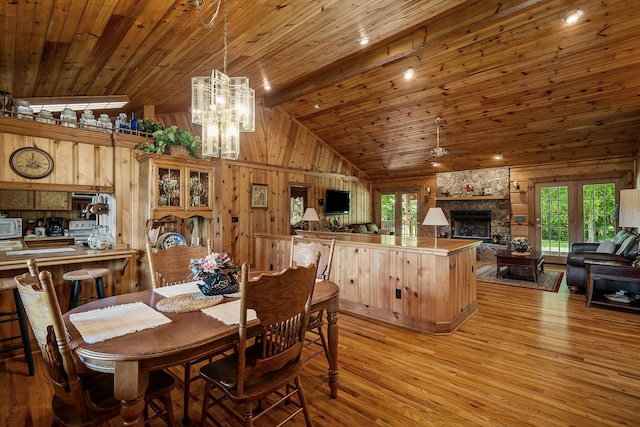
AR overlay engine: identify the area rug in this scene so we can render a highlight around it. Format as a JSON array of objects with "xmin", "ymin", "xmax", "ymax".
[{"xmin": 475, "ymin": 264, "xmax": 563, "ymax": 292}]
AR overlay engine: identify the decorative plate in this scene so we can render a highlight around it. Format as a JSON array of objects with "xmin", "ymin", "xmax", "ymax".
[
  {"xmin": 604, "ymin": 293, "xmax": 631, "ymax": 303},
  {"xmin": 156, "ymin": 232, "xmax": 186, "ymax": 249}
]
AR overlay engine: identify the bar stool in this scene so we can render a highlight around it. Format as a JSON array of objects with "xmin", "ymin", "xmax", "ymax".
[
  {"xmin": 0, "ymin": 278, "xmax": 35, "ymax": 376},
  {"xmin": 63, "ymin": 268, "xmax": 110, "ymax": 311}
]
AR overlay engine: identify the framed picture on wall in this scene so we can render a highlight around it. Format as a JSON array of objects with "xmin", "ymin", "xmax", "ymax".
[{"xmin": 251, "ymin": 184, "xmax": 268, "ymax": 208}]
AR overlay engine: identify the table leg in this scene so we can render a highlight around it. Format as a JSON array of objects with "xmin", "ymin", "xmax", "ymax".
[
  {"xmin": 326, "ymin": 296, "xmax": 339, "ymax": 398},
  {"xmin": 115, "ymin": 360, "xmax": 147, "ymax": 426}
]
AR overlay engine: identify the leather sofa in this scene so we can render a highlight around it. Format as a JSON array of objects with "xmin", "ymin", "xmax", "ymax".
[{"xmin": 566, "ymin": 229, "xmax": 639, "ymax": 293}]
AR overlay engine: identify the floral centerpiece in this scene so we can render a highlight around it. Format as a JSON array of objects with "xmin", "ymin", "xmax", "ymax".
[
  {"xmin": 511, "ymin": 237, "xmax": 531, "ymax": 253},
  {"xmin": 189, "ymin": 252, "xmax": 240, "ymax": 296}
]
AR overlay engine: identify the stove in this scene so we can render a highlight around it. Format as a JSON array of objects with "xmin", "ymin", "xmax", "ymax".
[{"xmin": 68, "ymin": 220, "xmax": 96, "ymax": 245}]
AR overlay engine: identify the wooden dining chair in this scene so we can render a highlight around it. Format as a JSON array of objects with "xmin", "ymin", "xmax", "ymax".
[
  {"xmin": 290, "ymin": 236, "xmax": 335, "ymax": 362},
  {"xmin": 199, "ymin": 261, "xmax": 318, "ymax": 427},
  {"xmin": 145, "ymin": 240, "xmax": 221, "ymax": 424},
  {"xmin": 14, "ymin": 261, "xmax": 175, "ymax": 427},
  {"xmin": 146, "ymin": 240, "xmax": 211, "ymax": 288}
]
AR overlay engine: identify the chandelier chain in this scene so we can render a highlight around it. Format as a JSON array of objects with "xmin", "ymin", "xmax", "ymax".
[
  {"xmin": 192, "ymin": 0, "xmax": 222, "ymax": 30},
  {"xmin": 223, "ymin": 0, "xmax": 228, "ymax": 73}
]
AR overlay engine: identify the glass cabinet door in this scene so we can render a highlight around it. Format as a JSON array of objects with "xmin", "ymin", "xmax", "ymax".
[
  {"xmin": 157, "ymin": 166, "xmax": 183, "ymax": 209},
  {"xmin": 188, "ymin": 169, "xmax": 211, "ymax": 209}
]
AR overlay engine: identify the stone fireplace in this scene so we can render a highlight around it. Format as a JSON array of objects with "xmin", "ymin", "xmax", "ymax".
[
  {"xmin": 435, "ymin": 167, "xmax": 512, "ymax": 261},
  {"xmin": 450, "ymin": 210, "xmax": 492, "ymax": 242}
]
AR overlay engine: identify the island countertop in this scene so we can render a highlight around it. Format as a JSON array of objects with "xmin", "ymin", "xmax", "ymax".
[
  {"xmin": 270, "ymin": 232, "xmax": 481, "ymax": 255},
  {"xmin": 0, "ymin": 246, "xmax": 137, "ymax": 271}
]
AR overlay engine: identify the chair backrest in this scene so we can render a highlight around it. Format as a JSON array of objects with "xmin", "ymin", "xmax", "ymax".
[
  {"xmin": 146, "ymin": 241, "xmax": 210, "ymax": 288},
  {"xmin": 290, "ymin": 237, "xmax": 335, "ymax": 279},
  {"xmin": 15, "ymin": 266, "xmax": 89, "ymax": 420},
  {"xmin": 235, "ymin": 261, "xmax": 318, "ymax": 394}
]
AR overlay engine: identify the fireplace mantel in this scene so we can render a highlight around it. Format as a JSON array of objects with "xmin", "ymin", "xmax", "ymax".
[{"xmin": 436, "ymin": 195, "xmax": 507, "ymax": 201}]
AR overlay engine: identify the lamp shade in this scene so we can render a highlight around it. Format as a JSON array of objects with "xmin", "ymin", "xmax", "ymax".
[
  {"xmin": 422, "ymin": 207, "xmax": 449, "ymax": 226},
  {"xmin": 302, "ymin": 208, "xmax": 320, "ymax": 222},
  {"xmin": 619, "ymin": 189, "xmax": 640, "ymax": 228}
]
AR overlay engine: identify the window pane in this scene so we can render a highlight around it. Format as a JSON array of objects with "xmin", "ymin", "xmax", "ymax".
[
  {"xmin": 381, "ymin": 194, "xmax": 395, "ymax": 232},
  {"xmin": 540, "ymin": 185, "xmax": 569, "ymax": 255},
  {"xmin": 583, "ymin": 183, "xmax": 616, "ymax": 242}
]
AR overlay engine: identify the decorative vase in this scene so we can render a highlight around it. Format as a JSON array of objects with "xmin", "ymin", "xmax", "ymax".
[
  {"xmin": 514, "ymin": 247, "xmax": 528, "ymax": 253},
  {"xmin": 87, "ymin": 225, "xmax": 114, "ymax": 250},
  {"xmin": 198, "ymin": 272, "xmax": 239, "ymax": 296}
]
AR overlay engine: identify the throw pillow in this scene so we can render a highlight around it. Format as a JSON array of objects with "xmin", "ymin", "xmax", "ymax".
[
  {"xmin": 615, "ymin": 234, "xmax": 637, "ymax": 256},
  {"xmin": 366, "ymin": 223, "xmax": 379, "ymax": 233},
  {"xmin": 596, "ymin": 240, "xmax": 616, "ymax": 253}
]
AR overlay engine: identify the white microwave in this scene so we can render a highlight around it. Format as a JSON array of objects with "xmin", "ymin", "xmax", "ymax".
[{"xmin": 0, "ymin": 218, "xmax": 22, "ymax": 239}]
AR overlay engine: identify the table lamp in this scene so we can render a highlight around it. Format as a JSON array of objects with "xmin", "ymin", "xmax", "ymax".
[
  {"xmin": 423, "ymin": 207, "xmax": 449, "ymax": 247},
  {"xmin": 302, "ymin": 207, "xmax": 320, "ymax": 230},
  {"xmin": 619, "ymin": 189, "xmax": 640, "ymax": 229}
]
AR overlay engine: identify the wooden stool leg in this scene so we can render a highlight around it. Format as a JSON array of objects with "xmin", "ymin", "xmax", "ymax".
[
  {"xmin": 13, "ymin": 289, "xmax": 35, "ymax": 376},
  {"xmin": 69, "ymin": 280, "xmax": 82, "ymax": 310},
  {"xmin": 95, "ymin": 277, "xmax": 106, "ymax": 299}
]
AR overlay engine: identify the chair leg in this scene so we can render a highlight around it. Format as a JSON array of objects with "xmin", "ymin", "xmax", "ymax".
[
  {"xmin": 13, "ymin": 289, "xmax": 35, "ymax": 376},
  {"xmin": 295, "ymin": 375, "xmax": 313, "ymax": 427},
  {"xmin": 316, "ymin": 323, "xmax": 330, "ymax": 363},
  {"xmin": 69, "ymin": 280, "xmax": 81, "ymax": 310},
  {"xmin": 200, "ymin": 383, "xmax": 211, "ymax": 427},
  {"xmin": 183, "ymin": 361, "xmax": 192, "ymax": 425},
  {"xmin": 95, "ymin": 277, "xmax": 106, "ymax": 299},
  {"xmin": 243, "ymin": 402, "xmax": 253, "ymax": 427}
]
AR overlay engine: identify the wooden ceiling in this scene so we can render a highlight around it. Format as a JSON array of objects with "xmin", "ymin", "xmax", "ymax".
[{"xmin": 2, "ymin": 0, "xmax": 639, "ymax": 180}]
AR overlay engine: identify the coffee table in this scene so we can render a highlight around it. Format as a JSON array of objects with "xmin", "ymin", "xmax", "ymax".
[{"xmin": 496, "ymin": 250, "xmax": 544, "ymax": 282}]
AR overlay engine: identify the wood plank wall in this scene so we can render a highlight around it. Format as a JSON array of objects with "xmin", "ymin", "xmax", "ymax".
[{"xmin": 157, "ymin": 103, "xmax": 373, "ymax": 266}]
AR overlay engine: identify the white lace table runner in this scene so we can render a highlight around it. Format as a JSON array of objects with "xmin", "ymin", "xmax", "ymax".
[
  {"xmin": 201, "ymin": 300, "xmax": 257, "ymax": 325},
  {"xmin": 69, "ymin": 302, "xmax": 171, "ymax": 344}
]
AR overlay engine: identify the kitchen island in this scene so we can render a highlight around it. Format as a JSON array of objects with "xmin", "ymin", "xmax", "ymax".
[
  {"xmin": 254, "ymin": 234, "xmax": 480, "ymax": 334},
  {"xmin": 0, "ymin": 246, "xmax": 139, "ymax": 354}
]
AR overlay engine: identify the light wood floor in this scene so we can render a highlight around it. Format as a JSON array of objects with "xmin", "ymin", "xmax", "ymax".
[{"xmin": 2, "ymin": 268, "xmax": 640, "ymax": 426}]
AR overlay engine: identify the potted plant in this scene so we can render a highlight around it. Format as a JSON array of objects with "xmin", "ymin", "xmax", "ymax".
[{"xmin": 136, "ymin": 120, "xmax": 202, "ymax": 159}]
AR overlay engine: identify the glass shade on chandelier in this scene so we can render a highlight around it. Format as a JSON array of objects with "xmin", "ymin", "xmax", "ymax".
[{"xmin": 192, "ymin": 70, "xmax": 255, "ymax": 159}]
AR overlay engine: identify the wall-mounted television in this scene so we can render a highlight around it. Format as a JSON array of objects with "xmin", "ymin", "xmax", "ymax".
[{"xmin": 324, "ymin": 189, "xmax": 350, "ymax": 215}]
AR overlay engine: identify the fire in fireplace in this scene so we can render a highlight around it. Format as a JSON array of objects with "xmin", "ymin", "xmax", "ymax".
[{"xmin": 450, "ymin": 210, "xmax": 492, "ymax": 242}]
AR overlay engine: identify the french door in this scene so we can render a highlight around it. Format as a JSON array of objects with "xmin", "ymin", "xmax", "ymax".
[
  {"xmin": 380, "ymin": 191, "xmax": 418, "ymax": 236},
  {"xmin": 534, "ymin": 180, "xmax": 616, "ymax": 263}
]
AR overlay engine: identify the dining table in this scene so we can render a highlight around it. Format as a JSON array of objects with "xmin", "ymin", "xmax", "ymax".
[{"xmin": 63, "ymin": 276, "xmax": 340, "ymax": 426}]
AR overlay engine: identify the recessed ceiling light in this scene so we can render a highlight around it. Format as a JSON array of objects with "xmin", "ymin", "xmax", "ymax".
[
  {"xmin": 563, "ymin": 9, "xmax": 583, "ymax": 24},
  {"xmin": 404, "ymin": 68, "xmax": 414, "ymax": 80},
  {"xmin": 431, "ymin": 161, "xmax": 440, "ymax": 167},
  {"xmin": 263, "ymin": 80, "xmax": 271, "ymax": 91},
  {"xmin": 493, "ymin": 154, "xmax": 503, "ymax": 160},
  {"xmin": 313, "ymin": 103, "xmax": 320, "ymax": 109},
  {"xmin": 359, "ymin": 36, "xmax": 369, "ymax": 46}
]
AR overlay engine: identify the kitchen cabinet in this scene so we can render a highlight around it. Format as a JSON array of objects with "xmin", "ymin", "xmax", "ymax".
[
  {"xmin": 0, "ymin": 190, "xmax": 34, "ymax": 210},
  {"xmin": 34, "ymin": 191, "xmax": 70, "ymax": 210},
  {"xmin": 137, "ymin": 154, "xmax": 214, "ymax": 220},
  {"xmin": 0, "ymin": 190, "xmax": 69, "ymax": 210}
]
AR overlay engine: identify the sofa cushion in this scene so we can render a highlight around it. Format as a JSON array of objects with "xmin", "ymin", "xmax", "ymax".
[
  {"xmin": 366, "ymin": 223, "xmax": 379, "ymax": 233},
  {"xmin": 613, "ymin": 230, "xmax": 633, "ymax": 246},
  {"xmin": 615, "ymin": 234, "xmax": 637, "ymax": 256},
  {"xmin": 623, "ymin": 239, "xmax": 639, "ymax": 258},
  {"xmin": 596, "ymin": 240, "xmax": 616, "ymax": 253}
]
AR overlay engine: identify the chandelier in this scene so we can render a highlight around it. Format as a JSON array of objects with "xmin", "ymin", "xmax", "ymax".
[
  {"xmin": 191, "ymin": 0, "xmax": 255, "ymax": 159},
  {"xmin": 430, "ymin": 116, "xmax": 448, "ymax": 157}
]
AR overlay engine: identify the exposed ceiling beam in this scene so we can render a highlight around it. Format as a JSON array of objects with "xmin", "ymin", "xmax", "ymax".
[{"xmin": 265, "ymin": 0, "xmax": 544, "ymax": 108}]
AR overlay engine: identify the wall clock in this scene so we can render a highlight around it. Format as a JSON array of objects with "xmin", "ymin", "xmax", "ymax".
[{"xmin": 9, "ymin": 147, "xmax": 54, "ymax": 179}]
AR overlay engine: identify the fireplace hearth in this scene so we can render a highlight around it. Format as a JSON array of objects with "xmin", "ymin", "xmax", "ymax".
[{"xmin": 450, "ymin": 210, "xmax": 492, "ymax": 242}]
